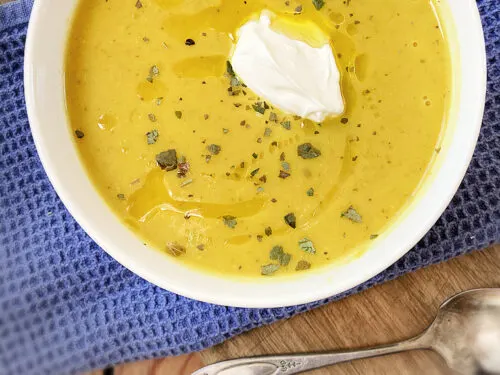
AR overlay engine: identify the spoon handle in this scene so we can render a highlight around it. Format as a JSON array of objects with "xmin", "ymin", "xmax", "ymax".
[{"xmin": 192, "ymin": 335, "xmax": 428, "ymax": 375}]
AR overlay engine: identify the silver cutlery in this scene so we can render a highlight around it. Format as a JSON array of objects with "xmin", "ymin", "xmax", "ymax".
[{"xmin": 193, "ymin": 288, "xmax": 500, "ymax": 375}]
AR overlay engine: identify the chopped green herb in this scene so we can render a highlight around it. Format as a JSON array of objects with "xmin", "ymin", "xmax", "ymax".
[
  {"xmin": 252, "ymin": 102, "xmax": 267, "ymax": 115},
  {"xmin": 222, "ymin": 215, "xmax": 238, "ymax": 229},
  {"xmin": 259, "ymin": 175, "xmax": 267, "ymax": 183},
  {"xmin": 256, "ymin": 187, "xmax": 265, "ymax": 193},
  {"xmin": 222, "ymin": 128, "xmax": 230, "ymax": 134},
  {"xmin": 269, "ymin": 112, "xmax": 278, "ymax": 122},
  {"xmin": 268, "ymin": 246, "xmax": 291, "ymax": 267},
  {"xmin": 265, "ymin": 227, "xmax": 273, "ymax": 236},
  {"xmin": 175, "ymin": 110, "xmax": 183, "ymax": 119},
  {"xmin": 147, "ymin": 65, "xmax": 159, "ymax": 83},
  {"xmin": 226, "ymin": 60, "xmax": 235, "ymax": 77},
  {"xmin": 270, "ymin": 246, "xmax": 284, "ymax": 260},
  {"xmin": 252, "ymin": 152, "xmax": 259, "ymax": 159},
  {"xmin": 370, "ymin": 234, "xmax": 379, "ymax": 240},
  {"xmin": 264, "ymin": 127, "xmax": 272, "ymax": 137},
  {"xmin": 295, "ymin": 5, "xmax": 303, "ymax": 13},
  {"xmin": 226, "ymin": 61, "xmax": 241, "ymax": 87},
  {"xmin": 155, "ymin": 97, "xmax": 163, "ymax": 106},
  {"xmin": 284, "ymin": 213, "xmax": 296, "ymax": 229},
  {"xmin": 207, "ymin": 144, "xmax": 221, "ymax": 155},
  {"xmin": 261, "ymin": 264, "xmax": 280, "ymax": 276},
  {"xmin": 156, "ymin": 149, "xmax": 177, "ymax": 171},
  {"xmin": 280, "ymin": 152, "xmax": 286, "ymax": 161},
  {"xmin": 250, "ymin": 168, "xmax": 260, "ymax": 177},
  {"xmin": 135, "ymin": 0, "xmax": 143, "ymax": 9},
  {"xmin": 230, "ymin": 77, "xmax": 240, "ymax": 87},
  {"xmin": 341, "ymin": 206, "xmax": 362, "ymax": 223},
  {"xmin": 312, "ymin": 0, "xmax": 325, "ymax": 10},
  {"xmin": 74, "ymin": 129, "xmax": 85, "ymax": 139},
  {"xmin": 340, "ymin": 117, "xmax": 349, "ymax": 124},
  {"xmin": 306, "ymin": 187, "xmax": 315, "ymax": 196},
  {"xmin": 281, "ymin": 121, "xmax": 291, "ymax": 130},
  {"xmin": 185, "ymin": 38, "xmax": 196, "ymax": 46},
  {"xmin": 148, "ymin": 113, "xmax": 157, "ymax": 122},
  {"xmin": 295, "ymin": 260, "xmax": 311, "ymax": 271},
  {"xmin": 280, "ymin": 253, "xmax": 292, "ymax": 266},
  {"xmin": 146, "ymin": 129, "xmax": 159, "ymax": 145},
  {"xmin": 298, "ymin": 238, "xmax": 316, "ymax": 254},
  {"xmin": 117, "ymin": 193, "xmax": 126, "ymax": 200},
  {"xmin": 166, "ymin": 242, "xmax": 186, "ymax": 257},
  {"xmin": 281, "ymin": 162, "xmax": 290, "ymax": 171},
  {"xmin": 298, "ymin": 143, "xmax": 322, "ymax": 159},
  {"xmin": 279, "ymin": 170, "xmax": 291, "ymax": 179}
]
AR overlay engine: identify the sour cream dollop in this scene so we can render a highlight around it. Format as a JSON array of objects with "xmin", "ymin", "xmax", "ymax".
[{"xmin": 231, "ymin": 12, "xmax": 344, "ymax": 122}]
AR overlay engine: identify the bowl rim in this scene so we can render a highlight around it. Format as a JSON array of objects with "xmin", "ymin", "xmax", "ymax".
[{"xmin": 24, "ymin": 0, "xmax": 487, "ymax": 308}]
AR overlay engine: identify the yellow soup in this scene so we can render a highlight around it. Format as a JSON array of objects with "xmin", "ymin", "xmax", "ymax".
[{"xmin": 65, "ymin": 0, "xmax": 451, "ymax": 277}]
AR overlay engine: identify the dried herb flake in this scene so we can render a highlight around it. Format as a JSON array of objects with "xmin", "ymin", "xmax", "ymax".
[
  {"xmin": 250, "ymin": 168, "xmax": 260, "ymax": 178},
  {"xmin": 280, "ymin": 253, "xmax": 292, "ymax": 266},
  {"xmin": 147, "ymin": 65, "xmax": 159, "ymax": 83},
  {"xmin": 156, "ymin": 149, "xmax": 177, "ymax": 171},
  {"xmin": 261, "ymin": 264, "xmax": 280, "ymax": 276},
  {"xmin": 281, "ymin": 121, "xmax": 291, "ymax": 130},
  {"xmin": 298, "ymin": 143, "xmax": 322, "ymax": 159},
  {"xmin": 284, "ymin": 213, "xmax": 296, "ymax": 228},
  {"xmin": 222, "ymin": 215, "xmax": 237, "ymax": 229},
  {"xmin": 298, "ymin": 238, "xmax": 316, "ymax": 254},
  {"xmin": 341, "ymin": 206, "xmax": 362, "ymax": 223},
  {"xmin": 252, "ymin": 102, "xmax": 267, "ymax": 115},
  {"xmin": 296, "ymin": 260, "xmax": 311, "ymax": 271},
  {"xmin": 270, "ymin": 246, "xmax": 284, "ymax": 260},
  {"xmin": 312, "ymin": 0, "xmax": 325, "ymax": 10},
  {"xmin": 279, "ymin": 170, "xmax": 291, "ymax": 179},
  {"xmin": 207, "ymin": 144, "xmax": 221, "ymax": 155},
  {"xmin": 146, "ymin": 129, "xmax": 159, "ymax": 145}
]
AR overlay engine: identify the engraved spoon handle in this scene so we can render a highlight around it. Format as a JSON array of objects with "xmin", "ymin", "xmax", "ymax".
[{"xmin": 193, "ymin": 334, "xmax": 430, "ymax": 375}]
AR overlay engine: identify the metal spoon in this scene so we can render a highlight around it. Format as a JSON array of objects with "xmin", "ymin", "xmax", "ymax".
[{"xmin": 193, "ymin": 288, "xmax": 500, "ymax": 375}]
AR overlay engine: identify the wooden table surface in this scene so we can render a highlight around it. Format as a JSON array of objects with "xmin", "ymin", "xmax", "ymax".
[{"xmin": 84, "ymin": 245, "xmax": 499, "ymax": 375}]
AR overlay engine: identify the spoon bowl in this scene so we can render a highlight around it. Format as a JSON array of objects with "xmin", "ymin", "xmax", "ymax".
[{"xmin": 425, "ymin": 289, "xmax": 500, "ymax": 374}]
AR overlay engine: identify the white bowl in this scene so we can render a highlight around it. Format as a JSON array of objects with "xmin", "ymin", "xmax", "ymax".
[{"xmin": 24, "ymin": 0, "xmax": 486, "ymax": 308}]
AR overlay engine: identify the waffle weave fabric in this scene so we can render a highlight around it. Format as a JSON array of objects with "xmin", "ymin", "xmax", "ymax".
[{"xmin": 0, "ymin": 1, "xmax": 499, "ymax": 374}]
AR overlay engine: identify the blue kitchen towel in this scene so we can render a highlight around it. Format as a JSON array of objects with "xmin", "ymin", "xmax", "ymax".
[{"xmin": 0, "ymin": 0, "xmax": 498, "ymax": 374}]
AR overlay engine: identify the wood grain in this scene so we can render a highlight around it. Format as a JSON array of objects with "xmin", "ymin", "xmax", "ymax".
[{"xmin": 86, "ymin": 245, "xmax": 499, "ymax": 375}]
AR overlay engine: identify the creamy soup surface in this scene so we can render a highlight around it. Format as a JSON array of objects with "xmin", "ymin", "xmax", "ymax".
[{"xmin": 65, "ymin": 0, "xmax": 451, "ymax": 277}]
